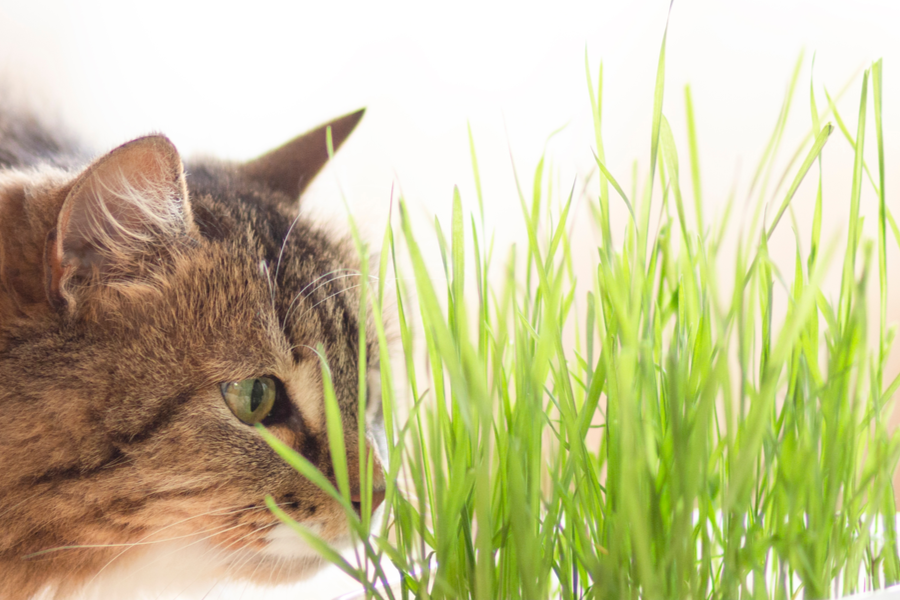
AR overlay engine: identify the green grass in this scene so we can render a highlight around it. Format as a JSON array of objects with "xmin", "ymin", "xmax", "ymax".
[{"xmin": 263, "ymin": 21, "xmax": 900, "ymax": 600}]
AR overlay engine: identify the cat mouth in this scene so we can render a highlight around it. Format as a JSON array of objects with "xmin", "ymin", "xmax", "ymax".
[
  {"xmin": 206, "ymin": 522, "xmax": 343, "ymax": 584},
  {"xmin": 260, "ymin": 522, "xmax": 332, "ymax": 560}
]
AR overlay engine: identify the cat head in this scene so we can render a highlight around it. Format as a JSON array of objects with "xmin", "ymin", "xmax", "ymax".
[{"xmin": 0, "ymin": 110, "xmax": 386, "ymax": 596}]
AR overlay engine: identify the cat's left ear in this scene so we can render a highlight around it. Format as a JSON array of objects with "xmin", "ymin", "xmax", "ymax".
[
  {"xmin": 45, "ymin": 135, "xmax": 194, "ymax": 311},
  {"xmin": 238, "ymin": 108, "xmax": 364, "ymax": 202}
]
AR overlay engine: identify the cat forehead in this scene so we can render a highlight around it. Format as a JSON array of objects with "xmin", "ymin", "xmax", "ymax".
[{"xmin": 161, "ymin": 230, "xmax": 363, "ymax": 361}]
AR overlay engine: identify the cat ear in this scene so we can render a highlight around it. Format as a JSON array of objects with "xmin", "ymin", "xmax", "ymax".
[
  {"xmin": 45, "ymin": 135, "xmax": 193, "ymax": 309},
  {"xmin": 239, "ymin": 108, "xmax": 364, "ymax": 202}
]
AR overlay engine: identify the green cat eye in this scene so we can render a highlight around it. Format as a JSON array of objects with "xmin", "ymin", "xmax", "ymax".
[{"xmin": 220, "ymin": 377, "xmax": 277, "ymax": 425}]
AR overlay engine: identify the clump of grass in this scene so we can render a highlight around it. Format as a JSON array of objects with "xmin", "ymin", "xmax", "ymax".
[{"xmin": 263, "ymin": 15, "xmax": 900, "ymax": 600}]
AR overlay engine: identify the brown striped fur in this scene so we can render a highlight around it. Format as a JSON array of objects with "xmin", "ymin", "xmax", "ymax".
[{"xmin": 0, "ymin": 106, "xmax": 385, "ymax": 598}]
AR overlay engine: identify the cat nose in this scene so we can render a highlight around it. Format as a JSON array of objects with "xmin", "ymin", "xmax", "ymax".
[
  {"xmin": 348, "ymin": 441, "xmax": 386, "ymax": 516},
  {"xmin": 350, "ymin": 488, "xmax": 386, "ymax": 516}
]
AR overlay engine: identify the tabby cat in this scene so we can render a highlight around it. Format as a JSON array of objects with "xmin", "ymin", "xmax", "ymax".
[{"xmin": 0, "ymin": 104, "xmax": 386, "ymax": 598}]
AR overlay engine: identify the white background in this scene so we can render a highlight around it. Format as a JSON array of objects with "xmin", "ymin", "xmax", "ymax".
[{"xmin": 2, "ymin": 1, "xmax": 898, "ymax": 598}]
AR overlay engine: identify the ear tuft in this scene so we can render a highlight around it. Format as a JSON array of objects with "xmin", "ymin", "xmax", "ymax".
[
  {"xmin": 47, "ymin": 135, "xmax": 193, "ymax": 307},
  {"xmin": 239, "ymin": 108, "xmax": 364, "ymax": 202}
]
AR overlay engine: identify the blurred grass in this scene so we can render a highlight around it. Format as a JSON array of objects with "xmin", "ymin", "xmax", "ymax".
[{"xmin": 264, "ymin": 17, "xmax": 900, "ymax": 600}]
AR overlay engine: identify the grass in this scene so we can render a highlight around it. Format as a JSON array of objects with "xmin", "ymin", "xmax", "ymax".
[{"xmin": 262, "ymin": 16, "xmax": 900, "ymax": 600}]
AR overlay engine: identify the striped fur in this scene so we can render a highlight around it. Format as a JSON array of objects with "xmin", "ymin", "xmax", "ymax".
[{"xmin": 0, "ymin": 107, "xmax": 385, "ymax": 598}]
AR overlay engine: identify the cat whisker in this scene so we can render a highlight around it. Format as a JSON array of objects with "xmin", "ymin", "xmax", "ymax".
[
  {"xmin": 303, "ymin": 271, "xmax": 377, "ymax": 301},
  {"xmin": 88, "ymin": 518, "xmax": 269, "ymax": 588},
  {"xmin": 181, "ymin": 549, "xmax": 255, "ymax": 600},
  {"xmin": 196, "ymin": 522, "xmax": 283, "ymax": 591},
  {"xmin": 205, "ymin": 521, "xmax": 277, "ymax": 559},
  {"xmin": 296, "ymin": 268, "xmax": 360, "ymax": 299},
  {"xmin": 259, "ymin": 258, "xmax": 279, "ymax": 316},
  {"xmin": 100, "ymin": 454, "xmax": 133, "ymax": 469},
  {"xmin": 198, "ymin": 578, "xmax": 220, "ymax": 600},
  {"xmin": 185, "ymin": 504, "xmax": 292, "ymax": 563},
  {"xmin": 23, "ymin": 502, "xmax": 268, "ymax": 559},
  {"xmin": 161, "ymin": 521, "xmax": 279, "ymax": 597},
  {"xmin": 286, "ymin": 343, "xmax": 323, "ymax": 357},
  {"xmin": 23, "ymin": 522, "xmax": 242, "ymax": 558},
  {"xmin": 280, "ymin": 268, "xmax": 361, "ymax": 329},
  {"xmin": 274, "ymin": 210, "xmax": 306, "ymax": 287},
  {"xmin": 299, "ymin": 283, "xmax": 363, "ymax": 322},
  {"xmin": 79, "ymin": 502, "xmax": 278, "ymax": 585},
  {"xmin": 281, "ymin": 271, "xmax": 383, "ymax": 330},
  {"xmin": 144, "ymin": 523, "xmax": 274, "ymax": 598},
  {"xmin": 267, "ymin": 553, "xmax": 287, "ymax": 591},
  {"xmin": 228, "ymin": 526, "xmax": 276, "ymax": 588}
]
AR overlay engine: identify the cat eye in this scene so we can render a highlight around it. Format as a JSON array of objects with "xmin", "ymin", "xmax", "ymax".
[{"xmin": 221, "ymin": 377, "xmax": 277, "ymax": 425}]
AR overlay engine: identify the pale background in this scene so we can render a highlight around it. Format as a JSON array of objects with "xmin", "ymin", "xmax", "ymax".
[{"xmin": 1, "ymin": 0, "xmax": 898, "ymax": 598}]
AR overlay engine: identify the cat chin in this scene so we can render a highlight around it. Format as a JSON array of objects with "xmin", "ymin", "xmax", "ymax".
[
  {"xmin": 61, "ymin": 535, "xmax": 337, "ymax": 599},
  {"xmin": 260, "ymin": 522, "xmax": 335, "ymax": 560}
]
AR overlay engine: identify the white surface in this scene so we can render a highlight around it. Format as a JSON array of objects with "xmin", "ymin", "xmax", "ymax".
[
  {"xmin": 841, "ymin": 586, "xmax": 900, "ymax": 600},
  {"xmin": 2, "ymin": 1, "xmax": 899, "ymax": 599}
]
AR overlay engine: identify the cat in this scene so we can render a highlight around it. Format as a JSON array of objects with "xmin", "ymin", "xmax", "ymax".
[{"xmin": 0, "ymin": 101, "xmax": 386, "ymax": 599}]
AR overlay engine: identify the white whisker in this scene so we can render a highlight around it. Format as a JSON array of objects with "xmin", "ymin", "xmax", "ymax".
[
  {"xmin": 297, "ymin": 268, "xmax": 360, "ymax": 299},
  {"xmin": 166, "ymin": 521, "xmax": 279, "ymax": 599},
  {"xmin": 289, "ymin": 283, "xmax": 363, "ymax": 327},
  {"xmin": 259, "ymin": 259, "xmax": 276, "ymax": 312},
  {"xmin": 306, "ymin": 271, "xmax": 380, "ymax": 299},
  {"xmin": 97, "ymin": 519, "xmax": 256, "ymax": 582},
  {"xmin": 281, "ymin": 269, "xmax": 359, "ymax": 328},
  {"xmin": 274, "ymin": 210, "xmax": 306, "ymax": 285},
  {"xmin": 81, "ymin": 503, "xmax": 277, "ymax": 587}
]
